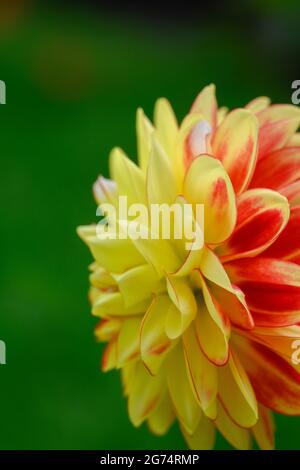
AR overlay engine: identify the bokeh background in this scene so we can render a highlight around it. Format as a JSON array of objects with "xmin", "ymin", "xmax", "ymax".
[{"xmin": 0, "ymin": 0, "xmax": 300, "ymax": 450}]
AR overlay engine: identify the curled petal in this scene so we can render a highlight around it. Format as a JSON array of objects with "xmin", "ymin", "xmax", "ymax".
[
  {"xmin": 212, "ymin": 109, "xmax": 258, "ymax": 194},
  {"xmin": 183, "ymin": 155, "xmax": 237, "ymax": 244},
  {"xmin": 219, "ymin": 189, "xmax": 290, "ymax": 262}
]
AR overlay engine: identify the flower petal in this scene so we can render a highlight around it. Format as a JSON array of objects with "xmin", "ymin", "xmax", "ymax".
[
  {"xmin": 109, "ymin": 147, "xmax": 147, "ymax": 205},
  {"xmin": 147, "ymin": 393, "xmax": 175, "ymax": 435},
  {"xmin": 154, "ymin": 98, "xmax": 178, "ymax": 160},
  {"xmin": 128, "ymin": 362, "xmax": 166, "ymax": 427},
  {"xmin": 245, "ymin": 96, "xmax": 271, "ymax": 114},
  {"xmin": 215, "ymin": 400, "xmax": 252, "ymax": 450},
  {"xmin": 288, "ymin": 133, "xmax": 300, "ymax": 146},
  {"xmin": 252, "ymin": 404, "xmax": 275, "ymax": 450},
  {"xmin": 234, "ymin": 336, "xmax": 300, "ymax": 415},
  {"xmin": 84, "ymin": 234, "xmax": 145, "ymax": 273},
  {"xmin": 95, "ymin": 318, "xmax": 121, "ymax": 342},
  {"xmin": 256, "ymin": 104, "xmax": 300, "ymax": 160},
  {"xmin": 147, "ymin": 133, "xmax": 178, "ymax": 205},
  {"xmin": 183, "ymin": 324, "xmax": 218, "ymax": 418},
  {"xmin": 181, "ymin": 417, "xmax": 216, "ymax": 450},
  {"xmin": 140, "ymin": 295, "xmax": 174, "ymax": 375},
  {"xmin": 117, "ymin": 317, "xmax": 141, "ymax": 367},
  {"xmin": 225, "ymin": 258, "xmax": 300, "ymax": 326},
  {"xmin": 250, "ymin": 147, "xmax": 300, "ymax": 190},
  {"xmin": 195, "ymin": 278, "xmax": 230, "ymax": 366},
  {"xmin": 212, "ymin": 109, "xmax": 258, "ymax": 194},
  {"xmin": 167, "ymin": 344, "xmax": 202, "ymax": 434},
  {"xmin": 112, "ymin": 264, "xmax": 164, "ymax": 307},
  {"xmin": 263, "ymin": 206, "xmax": 300, "ymax": 262},
  {"xmin": 218, "ymin": 350, "xmax": 258, "ymax": 428},
  {"xmin": 190, "ymin": 83, "xmax": 218, "ymax": 131},
  {"xmin": 136, "ymin": 108, "xmax": 153, "ymax": 172},
  {"xmin": 101, "ymin": 339, "xmax": 118, "ymax": 372},
  {"xmin": 92, "ymin": 291, "xmax": 150, "ymax": 317},
  {"xmin": 280, "ymin": 181, "xmax": 300, "ymax": 207},
  {"xmin": 219, "ymin": 189, "xmax": 289, "ymax": 262},
  {"xmin": 183, "ymin": 155, "xmax": 237, "ymax": 244},
  {"xmin": 165, "ymin": 276, "xmax": 197, "ymax": 338}
]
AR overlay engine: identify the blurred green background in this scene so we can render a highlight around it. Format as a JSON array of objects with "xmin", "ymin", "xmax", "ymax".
[{"xmin": 0, "ymin": 0, "xmax": 300, "ymax": 450}]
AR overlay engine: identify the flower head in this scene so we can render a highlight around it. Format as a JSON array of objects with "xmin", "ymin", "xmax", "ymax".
[{"xmin": 78, "ymin": 85, "xmax": 300, "ymax": 449}]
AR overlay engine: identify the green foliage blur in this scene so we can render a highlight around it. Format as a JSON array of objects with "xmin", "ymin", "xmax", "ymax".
[{"xmin": 0, "ymin": 0, "xmax": 299, "ymax": 450}]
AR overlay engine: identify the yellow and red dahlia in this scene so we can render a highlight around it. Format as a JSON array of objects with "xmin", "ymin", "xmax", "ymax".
[{"xmin": 78, "ymin": 85, "xmax": 300, "ymax": 449}]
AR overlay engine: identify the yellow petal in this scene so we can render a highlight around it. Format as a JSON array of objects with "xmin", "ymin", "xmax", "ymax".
[
  {"xmin": 109, "ymin": 147, "xmax": 147, "ymax": 205},
  {"xmin": 117, "ymin": 317, "xmax": 141, "ymax": 367},
  {"xmin": 101, "ymin": 339, "xmax": 118, "ymax": 372},
  {"xmin": 245, "ymin": 96, "xmax": 271, "ymax": 114},
  {"xmin": 128, "ymin": 361, "xmax": 166, "ymax": 427},
  {"xmin": 140, "ymin": 295, "xmax": 175, "ymax": 375},
  {"xmin": 154, "ymin": 97, "xmax": 178, "ymax": 160},
  {"xmin": 165, "ymin": 275, "xmax": 197, "ymax": 338},
  {"xmin": 183, "ymin": 155, "xmax": 237, "ymax": 244},
  {"xmin": 215, "ymin": 400, "xmax": 252, "ymax": 450},
  {"xmin": 218, "ymin": 350, "xmax": 258, "ymax": 428},
  {"xmin": 181, "ymin": 417, "xmax": 216, "ymax": 450},
  {"xmin": 147, "ymin": 393, "xmax": 175, "ymax": 436},
  {"xmin": 95, "ymin": 318, "xmax": 121, "ymax": 342},
  {"xmin": 112, "ymin": 264, "xmax": 165, "ymax": 307},
  {"xmin": 147, "ymin": 133, "xmax": 178, "ymax": 205},
  {"xmin": 190, "ymin": 84, "xmax": 217, "ymax": 130},
  {"xmin": 92, "ymin": 291, "xmax": 150, "ymax": 317},
  {"xmin": 85, "ymin": 235, "xmax": 145, "ymax": 273},
  {"xmin": 136, "ymin": 108, "xmax": 153, "ymax": 172},
  {"xmin": 195, "ymin": 278, "xmax": 230, "ymax": 365},
  {"xmin": 252, "ymin": 404, "xmax": 275, "ymax": 450},
  {"xmin": 183, "ymin": 324, "xmax": 218, "ymax": 418},
  {"xmin": 167, "ymin": 344, "xmax": 202, "ymax": 434}
]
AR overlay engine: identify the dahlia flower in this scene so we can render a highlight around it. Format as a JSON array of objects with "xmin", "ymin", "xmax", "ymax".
[{"xmin": 78, "ymin": 85, "xmax": 300, "ymax": 450}]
